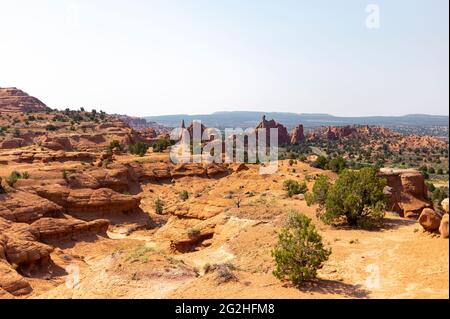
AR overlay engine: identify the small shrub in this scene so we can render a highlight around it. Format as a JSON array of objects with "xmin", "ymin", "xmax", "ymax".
[
  {"xmin": 179, "ymin": 190, "xmax": 189, "ymax": 201},
  {"xmin": 283, "ymin": 179, "xmax": 308, "ymax": 197},
  {"xmin": 187, "ymin": 228, "xmax": 200, "ymax": 238},
  {"xmin": 272, "ymin": 212, "xmax": 331, "ymax": 285},
  {"xmin": 307, "ymin": 175, "xmax": 331, "ymax": 207},
  {"xmin": 125, "ymin": 245, "xmax": 154, "ymax": 263},
  {"xmin": 62, "ymin": 170, "xmax": 68, "ymax": 181},
  {"xmin": 45, "ymin": 124, "xmax": 58, "ymax": 131},
  {"xmin": 0, "ymin": 125, "xmax": 8, "ymax": 134},
  {"xmin": 6, "ymin": 171, "xmax": 21, "ymax": 187},
  {"xmin": 312, "ymin": 156, "xmax": 328, "ymax": 169},
  {"xmin": 432, "ymin": 188, "xmax": 448, "ymax": 206},
  {"xmin": 107, "ymin": 140, "xmax": 122, "ymax": 154},
  {"xmin": 22, "ymin": 171, "xmax": 30, "ymax": 179},
  {"xmin": 322, "ymin": 167, "xmax": 386, "ymax": 228},
  {"xmin": 154, "ymin": 198, "xmax": 164, "ymax": 214},
  {"xmin": 129, "ymin": 141, "xmax": 149, "ymax": 157},
  {"xmin": 426, "ymin": 182, "xmax": 436, "ymax": 193},
  {"xmin": 328, "ymin": 156, "xmax": 347, "ymax": 173},
  {"xmin": 152, "ymin": 138, "xmax": 172, "ymax": 152},
  {"xmin": 299, "ymin": 155, "xmax": 307, "ymax": 162},
  {"xmin": 204, "ymin": 263, "xmax": 239, "ymax": 284}
]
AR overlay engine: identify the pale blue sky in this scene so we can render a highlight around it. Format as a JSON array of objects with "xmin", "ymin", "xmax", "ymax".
[{"xmin": 0, "ymin": 0, "xmax": 448, "ymax": 116}]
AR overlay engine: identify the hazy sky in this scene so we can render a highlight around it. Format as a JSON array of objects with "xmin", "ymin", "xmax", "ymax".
[{"xmin": 0, "ymin": 0, "xmax": 448, "ymax": 117}]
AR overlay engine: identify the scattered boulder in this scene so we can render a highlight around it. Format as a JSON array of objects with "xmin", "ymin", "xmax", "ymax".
[
  {"xmin": 441, "ymin": 198, "xmax": 449, "ymax": 214},
  {"xmin": 205, "ymin": 163, "xmax": 228, "ymax": 177},
  {"xmin": 439, "ymin": 214, "xmax": 449, "ymax": 239},
  {"xmin": 171, "ymin": 163, "xmax": 207, "ymax": 178},
  {"xmin": 229, "ymin": 163, "xmax": 249, "ymax": 173},
  {"xmin": 378, "ymin": 169, "xmax": 432, "ymax": 217},
  {"xmin": 418, "ymin": 208, "xmax": 441, "ymax": 232}
]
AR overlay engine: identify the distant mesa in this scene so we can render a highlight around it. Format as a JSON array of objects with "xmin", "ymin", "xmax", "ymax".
[{"xmin": 0, "ymin": 87, "xmax": 50, "ymax": 113}]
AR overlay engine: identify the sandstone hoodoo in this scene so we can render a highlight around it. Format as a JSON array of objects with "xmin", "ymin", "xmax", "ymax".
[
  {"xmin": 256, "ymin": 115, "xmax": 291, "ymax": 146},
  {"xmin": 290, "ymin": 124, "xmax": 305, "ymax": 144}
]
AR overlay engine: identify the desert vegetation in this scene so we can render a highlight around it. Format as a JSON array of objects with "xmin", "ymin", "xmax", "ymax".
[{"xmin": 272, "ymin": 212, "xmax": 331, "ymax": 285}]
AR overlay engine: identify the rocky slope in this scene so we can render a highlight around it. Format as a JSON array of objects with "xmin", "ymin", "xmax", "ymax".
[{"xmin": 0, "ymin": 88, "xmax": 49, "ymax": 113}]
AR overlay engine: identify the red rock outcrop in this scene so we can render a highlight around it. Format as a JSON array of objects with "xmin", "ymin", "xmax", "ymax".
[
  {"xmin": 418, "ymin": 208, "xmax": 441, "ymax": 232},
  {"xmin": 38, "ymin": 136, "xmax": 73, "ymax": 151},
  {"xmin": 0, "ymin": 138, "xmax": 25, "ymax": 149},
  {"xmin": 171, "ymin": 163, "xmax": 207, "ymax": 178},
  {"xmin": 290, "ymin": 124, "xmax": 305, "ymax": 144},
  {"xmin": 33, "ymin": 186, "xmax": 141, "ymax": 218},
  {"xmin": 0, "ymin": 150, "xmax": 97, "ymax": 164},
  {"xmin": 440, "ymin": 214, "xmax": 449, "ymax": 239},
  {"xmin": 379, "ymin": 169, "xmax": 432, "ymax": 217},
  {"xmin": 0, "ymin": 190, "xmax": 62, "ymax": 223},
  {"xmin": 67, "ymin": 165, "xmax": 140, "ymax": 193},
  {"xmin": 0, "ymin": 87, "xmax": 49, "ymax": 113},
  {"xmin": 0, "ymin": 217, "xmax": 53, "ymax": 296},
  {"xmin": 30, "ymin": 217, "xmax": 109, "ymax": 243},
  {"xmin": 0, "ymin": 214, "xmax": 109, "ymax": 296},
  {"xmin": 256, "ymin": 115, "xmax": 291, "ymax": 146}
]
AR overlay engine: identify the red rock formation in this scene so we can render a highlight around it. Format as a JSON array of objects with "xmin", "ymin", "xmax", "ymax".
[
  {"xmin": 290, "ymin": 124, "xmax": 305, "ymax": 144},
  {"xmin": 0, "ymin": 190, "xmax": 62, "ymax": 223},
  {"xmin": 440, "ymin": 214, "xmax": 449, "ymax": 238},
  {"xmin": 0, "ymin": 138, "xmax": 26, "ymax": 149},
  {"xmin": 33, "ymin": 186, "xmax": 141, "ymax": 217},
  {"xmin": 378, "ymin": 169, "xmax": 432, "ymax": 217},
  {"xmin": 0, "ymin": 87, "xmax": 49, "ymax": 113},
  {"xmin": 0, "ymin": 214, "xmax": 109, "ymax": 296},
  {"xmin": 66, "ymin": 165, "xmax": 139, "ymax": 193},
  {"xmin": 419, "ymin": 208, "xmax": 441, "ymax": 232},
  {"xmin": 255, "ymin": 115, "xmax": 290, "ymax": 146},
  {"xmin": 30, "ymin": 217, "xmax": 109, "ymax": 243}
]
